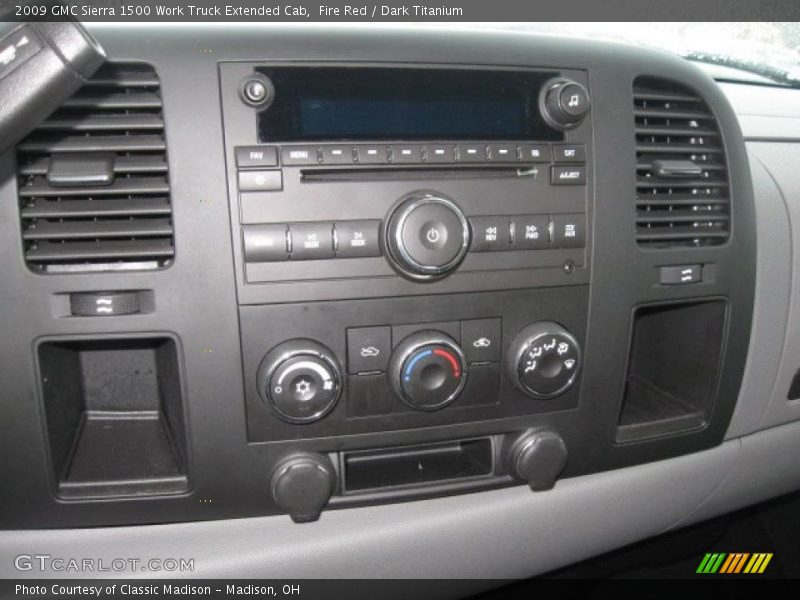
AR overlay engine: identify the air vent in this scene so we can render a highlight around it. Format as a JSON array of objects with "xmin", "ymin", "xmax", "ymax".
[
  {"xmin": 16, "ymin": 63, "xmax": 173, "ymax": 273},
  {"xmin": 634, "ymin": 76, "xmax": 729, "ymax": 248}
]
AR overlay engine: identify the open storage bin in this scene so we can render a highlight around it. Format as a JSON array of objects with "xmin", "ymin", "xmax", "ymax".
[
  {"xmin": 617, "ymin": 300, "xmax": 728, "ymax": 443},
  {"xmin": 37, "ymin": 336, "xmax": 189, "ymax": 499}
]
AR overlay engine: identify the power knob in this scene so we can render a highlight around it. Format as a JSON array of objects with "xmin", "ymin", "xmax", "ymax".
[
  {"xmin": 271, "ymin": 453, "xmax": 336, "ymax": 523},
  {"xmin": 506, "ymin": 322, "xmax": 582, "ymax": 399},
  {"xmin": 540, "ymin": 78, "xmax": 591, "ymax": 130},
  {"xmin": 257, "ymin": 340, "xmax": 342, "ymax": 423},
  {"xmin": 384, "ymin": 191, "xmax": 470, "ymax": 281}
]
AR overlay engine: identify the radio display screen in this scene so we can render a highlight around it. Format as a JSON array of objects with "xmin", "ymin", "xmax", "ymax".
[{"xmin": 257, "ymin": 67, "xmax": 563, "ymax": 142}]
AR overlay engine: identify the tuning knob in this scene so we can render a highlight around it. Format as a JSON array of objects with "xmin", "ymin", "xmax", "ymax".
[
  {"xmin": 384, "ymin": 191, "xmax": 470, "ymax": 281},
  {"xmin": 540, "ymin": 78, "xmax": 591, "ymax": 130},
  {"xmin": 389, "ymin": 331, "xmax": 467, "ymax": 410},
  {"xmin": 506, "ymin": 322, "xmax": 581, "ymax": 399},
  {"xmin": 257, "ymin": 340, "xmax": 342, "ymax": 423},
  {"xmin": 271, "ymin": 453, "xmax": 336, "ymax": 523},
  {"xmin": 503, "ymin": 430, "xmax": 568, "ymax": 491}
]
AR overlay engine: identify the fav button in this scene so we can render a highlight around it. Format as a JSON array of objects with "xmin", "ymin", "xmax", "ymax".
[
  {"xmin": 289, "ymin": 222, "xmax": 335, "ymax": 260},
  {"xmin": 236, "ymin": 146, "xmax": 278, "ymax": 168},
  {"xmin": 335, "ymin": 220, "xmax": 381, "ymax": 258},
  {"xmin": 461, "ymin": 318, "xmax": 502, "ymax": 363},
  {"xmin": 347, "ymin": 326, "xmax": 392, "ymax": 374}
]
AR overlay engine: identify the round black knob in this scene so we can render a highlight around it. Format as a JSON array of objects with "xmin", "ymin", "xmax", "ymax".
[
  {"xmin": 239, "ymin": 73, "xmax": 274, "ymax": 109},
  {"xmin": 389, "ymin": 331, "xmax": 467, "ymax": 410},
  {"xmin": 385, "ymin": 191, "xmax": 470, "ymax": 281},
  {"xmin": 503, "ymin": 430, "xmax": 567, "ymax": 491},
  {"xmin": 506, "ymin": 322, "xmax": 581, "ymax": 399},
  {"xmin": 257, "ymin": 340, "xmax": 342, "ymax": 423},
  {"xmin": 271, "ymin": 453, "xmax": 336, "ymax": 523},
  {"xmin": 540, "ymin": 79, "xmax": 591, "ymax": 130}
]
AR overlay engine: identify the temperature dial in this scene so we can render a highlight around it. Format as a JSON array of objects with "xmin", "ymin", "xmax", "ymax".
[
  {"xmin": 257, "ymin": 339, "xmax": 342, "ymax": 423},
  {"xmin": 507, "ymin": 322, "xmax": 581, "ymax": 399},
  {"xmin": 389, "ymin": 331, "xmax": 467, "ymax": 410}
]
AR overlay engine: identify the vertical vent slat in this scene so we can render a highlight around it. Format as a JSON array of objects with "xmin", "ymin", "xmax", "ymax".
[
  {"xmin": 16, "ymin": 63, "xmax": 174, "ymax": 273},
  {"xmin": 633, "ymin": 76, "xmax": 730, "ymax": 248}
]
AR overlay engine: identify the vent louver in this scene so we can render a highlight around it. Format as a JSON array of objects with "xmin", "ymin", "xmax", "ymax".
[
  {"xmin": 634, "ymin": 76, "xmax": 730, "ymax": 248},
  {"xmin": 16, "ymin": 63, "xmax": 174, "ymax": 273}
]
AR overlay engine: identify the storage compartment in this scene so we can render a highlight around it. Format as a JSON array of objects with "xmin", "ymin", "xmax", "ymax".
[
  {"xmin": 37, "ymin": 336, "xmax": 189, "ymax": 499},
  {"xmin": 342, "ymin": 438, "xmax": 494, "ymax": 493},
  {"xmin": 617, "ymin": 300, "xmax": 728, "ymax": 442}
]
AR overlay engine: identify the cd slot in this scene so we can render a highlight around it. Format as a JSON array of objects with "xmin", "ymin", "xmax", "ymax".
[
  {"xmin": 301, "ymin": 167, "xmax": 531, "ymax": 183},
  {"xmin": 341, "ymin": 438, "xmax": 495, "ymax": 493}
]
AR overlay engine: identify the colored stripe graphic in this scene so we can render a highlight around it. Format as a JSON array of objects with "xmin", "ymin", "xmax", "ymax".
[{"xmin": 698, "ymin": 552, "xmax": 773, "ymax": 574}]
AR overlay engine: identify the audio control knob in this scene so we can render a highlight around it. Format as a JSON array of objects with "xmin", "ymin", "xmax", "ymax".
[
  {"xmin": 540, "ymin": 78, "xmax": 591, "ymax": 130},
  {"xmin": 506, "ymin": 322, "xmax": 581, "ymax": 399},
  {"xmin": 389, "ymin": 331, "xmax": 467, "ymax": 410},
  {"xmin": 257, "ymin": 340, "xmax": 342, "ymax": 423},
  {"xmin": 385, "ymin": 191, "xmax": 470, "ymax": 281}
]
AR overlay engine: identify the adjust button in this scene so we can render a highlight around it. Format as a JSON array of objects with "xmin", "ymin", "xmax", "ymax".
[
  {"xmin": 335, "ymin": 220, "xmax": 381, "ymax": 258},
  {"xmin": 551, "ymin": 165, "xmax": 586, "ymax": 185},
  {"xmin": 243, "ymin": 224, "xmax": 289, "ymax": 262},
  {"xmin": 347, "ymin": 326, "xmax": 392, "ymax": 374},
  {"xmin": 462, "ymin": 318, "xmax": 502, "ymax": 363},
  {"xmin": 551, "ymin": 214, "xmax": 586, "ymax": 248},
  {"xmin": 470, "ymin": 216, "xmax": 511, "ymax": 252},
  {"xmin": 289, "ymin": 222, "xmax": 335, "ymax": 260}
]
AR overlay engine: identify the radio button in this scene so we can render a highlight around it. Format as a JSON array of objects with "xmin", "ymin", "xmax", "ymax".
[
  {"xmin": 553, "ymin": 144, "xmax": 586, "ymax": 163},
  {"xmin": 423, "ymin": 145, "xmax": 455, "ymax": 163},
  {"xmin": 470, "ymin": 216, "xmax": 511, "ymax": 252},
  {"xmin": 238, "ymin": 170, "xmax": 282, "ymax": 192},
  {"xmin": 289, "ymin": 222, "xmax": 335, "ymax": 260},
  {"xmin": 355, "ymin": 144, "xmax": 390, "ymax": 164},
  {"xmin": 551, "ymin": 214, "xmax": 586, "ymax": 248},
  {"xmin": 392, "ymin": 145, "xmax": 423, "ymax": 164},
  {"xmin": 456, "ymin": 144, "xmax": 488, "ymax": 163},
  {"xmin": 281, "ymin": 146, "xmax": 319, "ymax": 166},
  {"xmin": 321, "ymin": 146, "xmax": 354, "ymax": 165},
  {"xmin": 488, "ymin": 144, "xmax": 519, "ymax": 163},
  {"xmin": 335, "ymin": 220, "xmax": 381, "ymax": 258},
  {"xmin": 520, "ymin": 144, "xmax": 550, "ymax": 163},
  {"xmin": 243, "ymin": 224, "xmax": 288, "ymax": 262},
  {"xmin": 551, "ymin": 165, "xmax": 586, "ymax": 185},
  {"xmin": 236, "ymin": 146, "xmax": 278, "ymax": 168},
  {"xmin": 511, "ymin": 215, "xmax": 550, "ymax": 250}
]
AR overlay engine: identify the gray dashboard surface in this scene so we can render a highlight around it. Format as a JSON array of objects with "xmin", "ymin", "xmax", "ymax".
[{"xmin": 1, "ymin": 28, "xmax": 800, "ymax": 582}]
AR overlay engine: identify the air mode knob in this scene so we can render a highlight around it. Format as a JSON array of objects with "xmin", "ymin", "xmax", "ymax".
[
  {"xmin": 506, "ymin": 322, "xmax": 581, "ymax": 399},
  {"xmin": 257, "ymin": 339, "xmax": 342, "ymax": 423},
  {"xmin": 385, "ymin": 191, "xmax": 470, "ymax": 281},
  {"xmin": 271, "ymin": 452, "xmax": 336, "ymax": 523},
  {"xmin": 389, "ymin": 331, "xmax": 467, "ymax": 410},
  {"xmin": 540, "ymin": 78, "xmax": 591, "ymax": 130}
]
